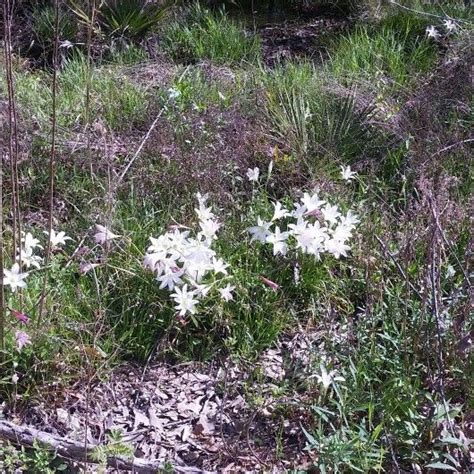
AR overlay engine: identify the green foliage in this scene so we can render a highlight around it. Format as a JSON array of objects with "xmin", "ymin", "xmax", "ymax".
[
  {"xmin": 329, "ymin": 21, "xmax": 437, "ymax": 92},
  {"xmin": 0, "ymin": 2, "xmax": 472, "ymax": 471},
  {"xmin": 162, "ymin": 3, "xmax": 261, "ymax": 65},
  {"xmin": 262, "ymin": 61, "xmax": 378, "ymax": 168},
  {"xmin": 97, "ymin": 0, "xmax": 171, "ymax": 42},
  {"xmin": 91, "ymin": 429, "xmax": 134, "ymax": 467},
  {"xmin": 31, "ymin": 4, "xmax": 78, "ymax": 50},
  {"xmin": 0, "ymin": 440, "xmax": 68, "ymax": 472},
  {"xmin": 5, "ymin": 53, "xmax": 148, "ymax": 131}
]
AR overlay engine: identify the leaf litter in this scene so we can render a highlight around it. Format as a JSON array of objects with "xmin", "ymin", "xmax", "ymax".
[{"xmin": 2, "ymin": 325, "xmax": 336, "ymax": 471}]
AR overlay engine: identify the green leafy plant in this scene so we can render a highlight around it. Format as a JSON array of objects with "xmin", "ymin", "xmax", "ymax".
[
  {"xmin": 97, "ymin": 0, "xmax": 172, "ymax": 42},
  {"xmin": 162, "ymin": 3, "xmax": 261, "ymax": 65},
  {"xmin": 31, "ymin": 4, "xmax": 78, "ymax": 54}
]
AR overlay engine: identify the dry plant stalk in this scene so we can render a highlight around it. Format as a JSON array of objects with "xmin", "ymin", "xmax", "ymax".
[
  {"xmin": 1, "ymin": 0, "xmax": 21, "ymax": 354},
  {"xmin": 37, "ymin": 0, "xmax": 60, "ymax": 324},
  {"xmin": 3, "ymin": 0, "xmax": 22, "ymax": 269}
]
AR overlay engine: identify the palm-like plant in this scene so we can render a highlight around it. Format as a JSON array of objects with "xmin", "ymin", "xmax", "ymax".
[{"xmin": 97, "ymin": 0, "xmax": 171, "ymax": 41}]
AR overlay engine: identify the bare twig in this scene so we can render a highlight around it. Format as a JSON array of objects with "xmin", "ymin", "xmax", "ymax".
[
  {"xmin": 430, "ymin": 138, "xmax": 474, "ymax": 159},
  {"xmin": 116, "ymin": 66, "xmax": 190, "ymax": 184},
  {"xmin": 3, "ymin": 0, "xmax": 20, "ymax": 260},
  {"xmin": 428, "ymin": 218, "xmax": 455, "ymax": 437},
  {"xmin": 390, "ymin": 1, "xmax": 473, "ymax": 24}
]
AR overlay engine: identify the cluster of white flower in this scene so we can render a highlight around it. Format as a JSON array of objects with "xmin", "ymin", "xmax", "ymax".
[
  {"xmin": 143, "ymin": 193, "xmax": 234, "ymax": 316},
  {"xmin": 2, "ymin": 229, "xmax": 72, "ymax": 352},
  {"xmin": 247, "ymin": 192, "xmax": 359, "ymax": 260},
  {"xmin": 426, "ymin": 19, "xmax": 458, "ymax": 40},
  {"xmin": 3, "ymin": 229, "xmax": 73, "ymax": 292}
]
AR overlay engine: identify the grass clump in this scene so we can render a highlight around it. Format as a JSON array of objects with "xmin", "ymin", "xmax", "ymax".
[
  {"xmin": 261, "ymin": 61, "xmax": 379, "ymax": 171},
  {"xmin": 328, "ymin": 23, "xmax": 437, "ymax": 92},
  {"xmin": 162, "ymin": 3, "xmax": 261, "ymax": 65},
  {"xmin": 7, "ymin": 54, "xmax": 149, "ymax": 131}
]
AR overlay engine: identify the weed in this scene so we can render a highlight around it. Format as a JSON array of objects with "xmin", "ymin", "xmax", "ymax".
[{"xmin": 162, "ymin": 3, "xmax": 261, "ymax": 65}]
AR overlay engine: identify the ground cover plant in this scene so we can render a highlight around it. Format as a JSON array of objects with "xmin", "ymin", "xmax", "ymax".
[{"xmin": 0, "ymin": 0, "xmax": 472, "ymax": 471}]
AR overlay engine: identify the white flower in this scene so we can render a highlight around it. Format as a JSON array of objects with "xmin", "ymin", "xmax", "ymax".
[
  {"xmin": 314, "ymin": 364, "xmax": 345, "ymax": 390},
  {"xmin": 60, "ymin": 39, "xmax": 74, "ymax": 49},
  {"xmin": 332, "ymin": 224, "xmax": 353, "ymax": 243},
  {"xmin": 168, "ymin": 87, "xmax": 181, "ymax": 100},
  {"xmin": 266, "ymin": 226, "xmax": 289, "ymax": 256},
  {"xmin": 143, "ymin": 252, "xmax": 162, "ymax": 272},
  {"xmin": 294, "ymin": 222, "xmax": 327, "ymax": 257},
  {"xmin": 322, "ymin": 204, "xmax": 341, "ymax": 225},
  {"xmin": 292, "ymin": 202, "xmax": 308, "ymax": 219},
  {"xmin": 12, "ymin": 373, "xmax": 19, "ymax": 384},
  {"xmin": 4, "ymin": 264, "xmax": 29, "ymax": 292},
  {"xmin": 199, "ymin": 219, "xmax": 221, "ymax": 242},
  {"xmin": 15, "ymin": 330, "xmax": 31, "ymax": 352},
  {"xmin": 340, "ymin": 165, "xmax": 357, "ymax": 182},
  {"xmin": 443, "ymin": 19, "xmax": 457, "ymax": 32},
  {"xmin": 219, "ymin": 284, "xmax": 235, "ymax": 302},
  {"xmin": 212, "ymin": 258, "xmax": 229, "ymax": 275},
  {"xmin": 340, "ymin": 211, "xmax": 360, "ymax": 229},
  {"xmin": 17, "ymin": 247, "xmax": 42, "ymax": 269},
  {"xmin": 271, "ymin": 201, "xmax": 290, "ymax": 221},
  {"xmin": 247, "ymin": 217, "xmax": 272, "ymax": 243},
  {"xmin": 157, "ymin": 267, "xmax": 184, "ymax": 291},
  {"xmin": 47, "ymin": 229, "xmax": 73, "ymax": 248},
  {"xmin": 246, "ymin": 167, "xmax": 260, "ymax": 183},
  {"xmin": 426, "ymin": 25, "xmax": 440, "ymax": 39},
  {"xmin": 191, "ymin": 282, "xmax": 212, "ymax": 297},
  {"xmin": 171, "ymin": 284, "xmax": 199, "ymax": 316},
  {"xmin": 325, "ymin": 238, "xmax": 350, "ymax": 259},
  {"xmin": 196, "ymin": 192, "xmax": 209, "ymax": 207},
  {"xmin": 446, "ymin": 265, "xmax": 456, "ymax": 279},
  {"xmin": 301, "ymin": 192, "xmax": 326, "ymax": 213},
  {"xmin": 195, "ymin": 205, "xmax": 215, "ymax": 222},
  {"xmin": 22, "ymin": 232, "xmax": 42, "ymax": 252},
  {"xmin": 94, "ymin": 225, "xmax": 120, "ymax": 244}
]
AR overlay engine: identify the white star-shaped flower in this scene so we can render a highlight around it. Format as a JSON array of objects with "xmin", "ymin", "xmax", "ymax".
[
  {"xmin": 94, "ymin": 225, "xmax": 120, "ymax": 245},
  {"xmin": 246, "ymin": 167, "xmax": 260, "ymax": 183},
  {"xmin": 340, "ymin": 165, "xmax": 357, "ymax": 182},
  {"xmin": 247, "ymin": 218, "xmax": 272, "ymax": 243},
  {"xmin": 4, "ymin": 263, "xmax": 29, "ymax": 292},
  {"xmin": 219, "ymin": 284, "xmax": 235, "ymax": 302}
]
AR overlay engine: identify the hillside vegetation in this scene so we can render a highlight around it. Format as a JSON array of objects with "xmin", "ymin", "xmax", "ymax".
[{"xmin": 0, "ymin": 0, "xmax": 472, "ymax": 471}]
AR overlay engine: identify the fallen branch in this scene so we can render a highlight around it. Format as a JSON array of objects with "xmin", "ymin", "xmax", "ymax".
[{"xmin": 0, "ymin": 419, "xmax": 200, "ymax": 473}]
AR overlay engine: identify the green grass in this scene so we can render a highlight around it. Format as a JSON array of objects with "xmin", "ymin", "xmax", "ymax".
[
  {"xmin": 328, "ymin": 23, "xmax": 437, "ymax": 92},
  {"xmin": 161, "ymin": 3, "xmax": 261, "ymax": 65},
  {"xmin": 2, "ymin": 53, "xmax": 149, "ymax": 132},
  {"xmin": 260, "ymin": 61, "xmax": 380, "ymax": 169}
]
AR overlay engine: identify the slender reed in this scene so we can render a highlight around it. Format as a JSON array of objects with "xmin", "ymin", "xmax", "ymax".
[
  {"xmin": 37, "ymin": 0, "xmax": 60, "ymax": 324},
  {"xmin": 3, "ymin": 0, "xmax": 21, "ymax": 264},
  {"xmin": 85, "ymin": 0, "xmax": 97, "ymax": 180}
]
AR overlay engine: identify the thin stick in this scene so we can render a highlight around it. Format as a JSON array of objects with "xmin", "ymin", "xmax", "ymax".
[
  {"xmin": 428, "ymin": 214, "xmax": 455, "ymax": 437},
  {"xmin": 116, "ymin": 66, "xmax": 190, "ymax": 185},
  {"xmin": 85, "ymin": 0, "xmax": 96, "ymax": 180},
  {"xmin": 0, "ymin": 137, "xmax": 4, "ymax": 360},
  {"xmin": 390, "ymin": 0, "xmax": 473, "ymax": 24},
  {"xmin": 3, "ymin": 0, "xmax": 20, "ymax": 261},
  {"xmin": 37, "ymin": 0, "xmax": 60, "ymax": 325}
]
